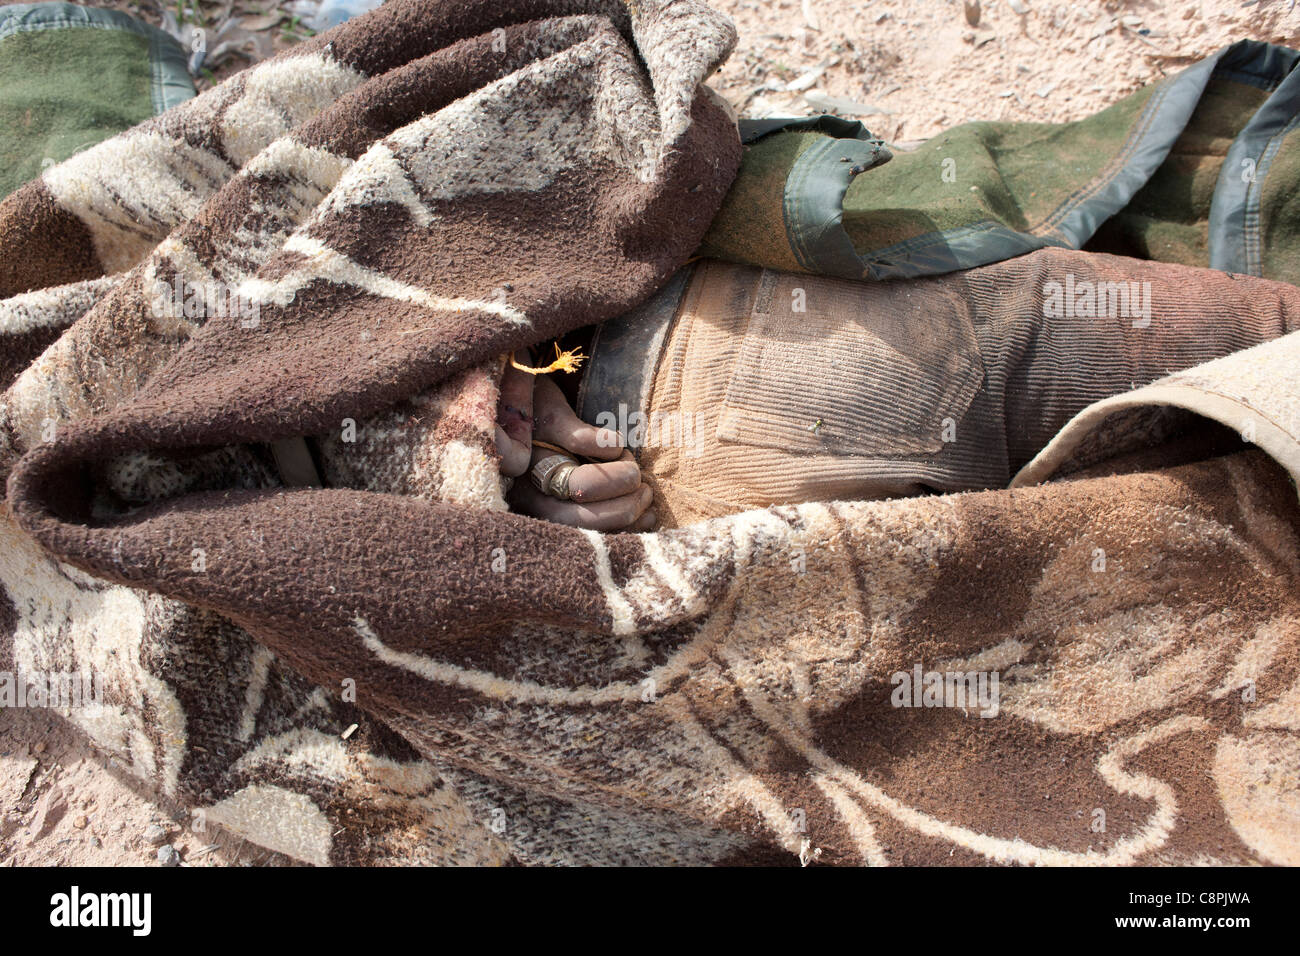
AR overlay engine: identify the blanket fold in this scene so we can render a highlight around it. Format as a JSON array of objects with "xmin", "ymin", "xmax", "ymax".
[{"xmin": 3, "ymin": 2, "xmax": 1299, "ymax": 867}]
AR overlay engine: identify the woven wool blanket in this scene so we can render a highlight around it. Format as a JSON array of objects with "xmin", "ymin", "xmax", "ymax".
[{"xmin": 3, "ymin": 0, "xmax": 1300, "ymax": 866}]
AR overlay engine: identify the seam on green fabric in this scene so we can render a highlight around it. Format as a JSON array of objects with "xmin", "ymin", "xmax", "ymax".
[
  {"xmin": 860, "ymin": 220, "xmax": 1067, "ymax": 279},
  {"xmin": 1033, "ymin": 81, "xmax": 1171, "ymax": 240},
  {"xmin": 784, "ymin": 138, "xmax": 831, "ymax": 271},
  {"xmin": 1209, "ymin": 41, "xmax": 1300, "ymax": 276},
  {"xmin": 785, "ymin": 139, "xmax": 826, "ymax": 265},
  {"xmin": 0, "ymin": 9, "xmax": 154, "ymax": 42},
  {"xmin": 871, "ymin": 219, "xmax": 1005, "ymax": 258},
  {"xmin": 789, "ymin": 139, "xmax": 829, "ymax": 270},
  {"xmin": 148, "ymin": 22, "xmax": 164, "ymax": 114},
  {"xmin": 0, "ymin": 3, "xmax": 195, "ymax": 114},
  {"xmin": 1218, "ymin": 67, "xmax": 1286, "ymax": 93},
  {"xmin": 1243, "ymin": 112, "xmax": 1300, "ymax": 274},
  {"xmin": 783, "ymin": 140, "xmax": 815, "ymax": 270}
]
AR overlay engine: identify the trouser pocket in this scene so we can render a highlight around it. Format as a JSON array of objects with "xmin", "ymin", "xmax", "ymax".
[{"xmin": 717, "ymin": 267, "xmax": 985, "ymax": 457}]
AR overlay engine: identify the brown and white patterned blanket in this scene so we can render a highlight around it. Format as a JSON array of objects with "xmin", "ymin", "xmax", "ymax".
[{"xmin": 2, "ymin": 0, "xmax": 1299, "ymax": 865}]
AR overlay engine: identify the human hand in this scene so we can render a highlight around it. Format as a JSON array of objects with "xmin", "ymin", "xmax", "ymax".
[
  {"xmin": 495, "ymin": 359, "xmax": 536, "ymax": 478},
  {"xmin": 506, "ymin": 374, "xmax": 655, "ymax": 532}
]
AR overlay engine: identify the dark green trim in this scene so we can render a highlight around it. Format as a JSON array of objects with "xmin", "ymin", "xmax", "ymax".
[
  {"xmin": 0, "ymin": 2, "xmax": 194, "ymax": 113},
  {"xmin": 1041, "ymin": 69, "xmax": 1186, "ymax": 247},
  {"xmin": 854, "ymin": 220, "xmax": 1071, "ymax": 281},
  {"xmin": 1208, "ymin": 41, "xmax": 1300, "ymax": 276},
  {"xmin": 781, "ymin": 134, "xmax": 891, "ymax": 276}
]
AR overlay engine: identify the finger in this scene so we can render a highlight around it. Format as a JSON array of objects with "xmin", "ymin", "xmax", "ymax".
[
  {"xmin": 533, "ymin": 375, "xmax": 624, "ymax": 461},
  {"xmin": 561, "ymin": 455, "xmax": 643, "ymax": 504},
  {"xmin": 495, "ymin": 425, "xmax": 532, "ymax": 478},
  {"xmin": 497, "ymin": 361, "xmax": 535, "ymax": 441},
  {"xmin": 627, "ymin": 509, "xmax": 657, "ymax": 533},
  {"xmin": 496, "ymin": 360, "xmax": 535, "ymax": 476},
  {"xmin": 511, "ymin": 481, "xmax": 652, "ymax": 531},
  {"xmin": 525, "ymin": 444, "xmax": 641, "ymax": 503}
]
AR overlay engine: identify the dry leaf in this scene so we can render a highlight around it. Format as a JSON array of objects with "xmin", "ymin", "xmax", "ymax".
[
  {"xmin": 803, "ymin": 89, "xmax": 892, "ymax": 116},
  {"xmin": 238, "ymin": 13, "xmax": 285, "ymax": 31},
  {"xmin": 801, "ymin": 0, "xmax": 820, "ymax": 31}
]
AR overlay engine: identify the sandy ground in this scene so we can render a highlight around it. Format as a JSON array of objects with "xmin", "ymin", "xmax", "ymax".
[
  {"xmin": 0, "ymin": 706, "xmax": 291, "ymax": 866},
  {"xmin": 4, "ymin": 0, "xmax": 1298, "ymax": 867},
  {"xmin": 711, "ymin": 0, "xmax": 1300, "ymax": 143}
]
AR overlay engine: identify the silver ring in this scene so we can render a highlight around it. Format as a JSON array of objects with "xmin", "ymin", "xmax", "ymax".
[
  {"xmin": 549, "ymin": 461, "xmax": 578, "ymax": 500},
  {"xmin": 530, "ymin": 453, "xmax": 579, "ymax": 500}
]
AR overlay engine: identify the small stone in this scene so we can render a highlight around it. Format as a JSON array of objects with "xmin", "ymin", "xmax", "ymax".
[
  {"xmin": 32, "ymin": 742, "xmax": 46, "ymax": 755},
  {"xmin": 143, "ymin": 823, "xmax": 168, "ymax": 846},
  {"xmin": 157, "ymin": 844, "xmax": 180, "ymax": 867},
  {"xmin": 72, "ymin": 815, "xmax": 88, "ymax": 829}
]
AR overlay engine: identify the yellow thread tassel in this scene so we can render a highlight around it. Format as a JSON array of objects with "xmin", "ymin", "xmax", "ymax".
[{"xmin": 510, "ymin": 342, "xmax": 586, "ymax": 375}]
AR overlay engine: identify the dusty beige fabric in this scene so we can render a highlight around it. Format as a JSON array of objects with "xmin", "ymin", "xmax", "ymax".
[
  {"xmin": 642, "ymin": 258, "xmax": 951, "ymax": 526},
  {"xmin": 641, "ymin": 251, "xmax": 1300, "ymax": 527},
  {"xmin": 1016, "ymin": 330, "xmax": 1300, "ymax": 494}
]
